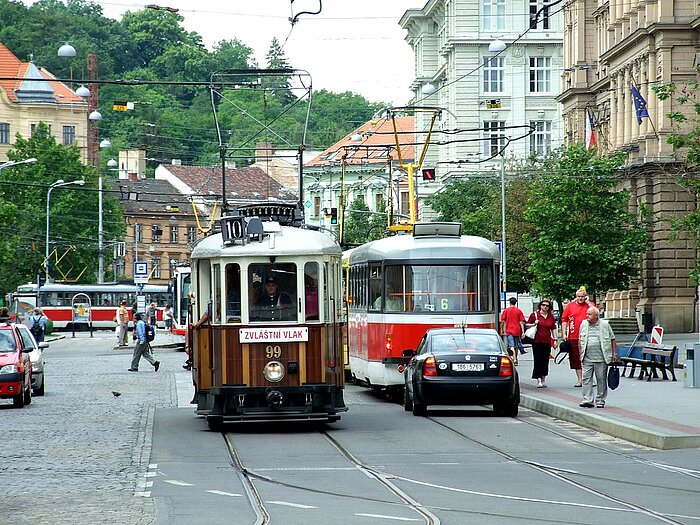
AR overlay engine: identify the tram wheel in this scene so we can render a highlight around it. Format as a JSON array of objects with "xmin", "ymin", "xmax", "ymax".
[{"xmin": 207, "ymin": 416, "xmax": 223, "ymax": 431}]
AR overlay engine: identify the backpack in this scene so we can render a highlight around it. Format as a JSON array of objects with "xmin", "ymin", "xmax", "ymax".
[
  {"xmin": 30, "ymin": 316, "xmax": 43, "ymax": 338},
  {"xmin": 146, "ymin": 324, "xmax": 156, "ymax": 342}
]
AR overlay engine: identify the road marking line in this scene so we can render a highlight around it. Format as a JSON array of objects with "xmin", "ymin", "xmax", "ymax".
[
  {"xmin": 163, "ymin": 480, "xmax": 194, "ymax": 486},
  {"xmin": 134, "ymin": 491, "xmax": 151, "ymax": 497},
  {"xmin": 267, "ymin": 501, "xmax": 318, "ymax": 509},
  {"xmin": 148, "ymin": 464, "xmax": 157, "ymax": 469},
  {"xmin": 355, "ymin": 513, "xmax": 421, "ymax": 522},
  {"xmin": 207, "ymin": 490, "xmax": 243, "ymax": 497},
  {"xmin": 145, "ymin": 472, "xmax": 156, "ymax": 478}
]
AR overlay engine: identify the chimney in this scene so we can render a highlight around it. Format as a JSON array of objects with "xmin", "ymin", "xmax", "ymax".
[
  {"xmin": 171, "ymin": 159, "xmax": 182, "ymax": 166},
  {"xmin": 255, "ymin": 142, "xmax": 275, "ymax": 162}
]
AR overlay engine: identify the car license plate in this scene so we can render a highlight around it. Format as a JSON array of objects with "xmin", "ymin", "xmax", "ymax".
[{"xmin": 452, "ymin": 363, "xmax": 484, "ymax": 372}]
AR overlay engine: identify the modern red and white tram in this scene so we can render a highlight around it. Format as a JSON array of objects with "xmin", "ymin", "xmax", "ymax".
[
  {"xmin": 347, "ymin": 222, "xmax": 501, "ymax": 396},
  {"xmin": 8, "ymin": 282, "xmax": 171, "ymax": 328}
]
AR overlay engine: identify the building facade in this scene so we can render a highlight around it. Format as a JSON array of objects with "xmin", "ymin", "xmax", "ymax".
[
  {"xmin": 558, "ymin": 1, "xmax": 700, "ymax": 331},
  {"xmin": 400, "ymin": 0, "xmax": 564, "ymax": 217},
  {"xmin": 0, "ymin": 43, "xmax": 87, "ymax": 163}
]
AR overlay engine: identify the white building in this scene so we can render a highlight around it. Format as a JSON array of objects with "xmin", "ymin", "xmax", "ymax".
[{"xmin": 400, "ymin": 0, "xmax": 564, "ymax": 215}]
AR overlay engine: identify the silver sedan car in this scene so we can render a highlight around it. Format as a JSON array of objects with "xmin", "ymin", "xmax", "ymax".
[{"xmin": 16, "ymin": 325, "xmax": 47, "ymax": 396}]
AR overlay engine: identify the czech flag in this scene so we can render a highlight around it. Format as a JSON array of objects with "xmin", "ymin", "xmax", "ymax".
[{"xmin": 585, "ymin": 108, "xmax": 597, "ymax": 149}]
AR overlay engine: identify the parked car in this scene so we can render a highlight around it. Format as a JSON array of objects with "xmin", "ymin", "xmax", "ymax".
[
  {"xmin": 0, "ymin": 322, "xmax": 32, "ymax": 407},
  {"xmin": 16, "ymin": 324, "xmax": 47, "ymax": 396},
  {"xmin": 403, "ymin": 327, "xmax": 519, "ymax": 417}
]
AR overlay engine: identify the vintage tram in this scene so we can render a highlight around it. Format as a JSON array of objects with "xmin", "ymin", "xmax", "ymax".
[
  {"xmin": 189, "ymin": 204, "xmax": 347, "ymax": 429},
  {"xmin": 347, "ymin": 222, "xmax": 501, "ymax": 397}
]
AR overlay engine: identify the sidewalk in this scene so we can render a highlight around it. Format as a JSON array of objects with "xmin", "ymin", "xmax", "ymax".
[{"xmin": 519, "ymin": 332, "xmax": 700, "ymax": 449}]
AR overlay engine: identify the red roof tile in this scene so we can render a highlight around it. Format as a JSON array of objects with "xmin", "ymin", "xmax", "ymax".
[
  {"xmin": 306, "ymin": 116, "xmax": 415, "ymax": 167},
  {"xmin": 0, "ymin": 42, "xmax": 85, "ymax": 105}
]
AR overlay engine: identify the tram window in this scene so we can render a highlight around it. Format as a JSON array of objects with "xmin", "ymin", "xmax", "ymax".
[
  {"xmin": 406, "ymin": 265, "xmax": 493, "ymax": 313},
  {"xmin": 479, "ymin": 265, "xmax": 494, "ymax": 311},
  {"xmin": 382, "ymin": 266, "xmax": 405, "ymax": 312},
  {"xmin": 304, "ymin": 262, "xmax": 319, "ymax": 322},
  {"xmin": 225, "ymin": 263, "xmax": 241, "ymax": 323},
  {"xmin": 369, "ymin": 264, "xmax": 381, "ymax": 311},
  {"xmin": 249, "ymin": 263, "xmax": 297, "ymax": 322},
  {"xmin": 212, "ymin": 264, "xmax": 221, "ymax": 323}
]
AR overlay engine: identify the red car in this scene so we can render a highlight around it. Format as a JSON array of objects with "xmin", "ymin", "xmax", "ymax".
[{"xmin": 0, "ymin": 322, "xmax": 32, "ymax": 408}]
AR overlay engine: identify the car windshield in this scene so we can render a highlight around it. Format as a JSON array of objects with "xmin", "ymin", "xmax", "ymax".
[
  {"xmin": 0, "ymin": 330, "xmax": 17, "ymax": 352},
  {"xmin": 430, "ymin": 333, "xmax": 501, "ymax": 354}
]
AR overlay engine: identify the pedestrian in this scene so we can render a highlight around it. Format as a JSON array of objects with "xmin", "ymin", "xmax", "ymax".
[
  {"xmin": 163, "ymin": 304, "xmax": 174, "ymax": 331},
  {"xmin": 116, "ymin": 300, "xmax": 129, "ymax": 346},
  {"xmin": 29, "ymin": 307, "xmax": 48, "ymax": 342},
  {"xmin": 578, "ymin": 306, "xmax": 617, "ymax": 408},
  {"xmin": 562, "ymin": 286, "xmax": 591, "ymax": 387},
  {"xmin": 147, "ymin": 301, "xmax": 158, "ymax": 327},
  {"xmin": 128, "ymin": 313, "xmax": 159, "ymax": 372},
  {"xmin": 500, "ymin": 297, "xmax": 525, "ymax": 364},
  {"xmin": 525, "ymin": 299, "xmax": 558, "ymax": 388}
]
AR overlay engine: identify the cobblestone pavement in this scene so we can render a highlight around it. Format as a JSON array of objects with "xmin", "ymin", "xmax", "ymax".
[{"xmin": 0, "ymin": 333, "xmax": 186, "ymax": 525}]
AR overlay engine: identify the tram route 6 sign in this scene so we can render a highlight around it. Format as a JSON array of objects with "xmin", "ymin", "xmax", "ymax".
[{"xmin": 134, "ymin": 261, "xmax": 148, "ymax": 284}]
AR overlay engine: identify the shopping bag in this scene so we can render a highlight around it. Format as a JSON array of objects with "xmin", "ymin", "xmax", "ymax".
[{"xmin": 607, "ymin": 363, "xmax": 621, "ymax": 390}]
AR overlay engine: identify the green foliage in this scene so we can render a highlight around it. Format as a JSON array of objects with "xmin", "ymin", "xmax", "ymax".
[
  {"xmin": 426, "ymin": 175, "xmax": 535, "ymax": 292},
  {"xmin": 0, "ymin": 124, "xmax": 124, "ymax": 296},
  {"xmin": 343, "ymin": 198, "xmax": 385, "ymax": 245},
  {"xmin": 523, "ymin": 144, "xmax": 649, "ymax": 302}
]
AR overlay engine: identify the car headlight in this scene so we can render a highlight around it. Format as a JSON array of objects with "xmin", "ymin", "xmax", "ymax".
[
  {"xmin": 263, "ymin": 361, "xmax": 285, "ymax": 382},
  {"xmin": 0, "ymin": 364, "xmax": 18, "ymax": 374}
]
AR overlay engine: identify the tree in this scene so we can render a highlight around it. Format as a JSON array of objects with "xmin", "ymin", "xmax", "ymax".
[
  {"xmin": 653, "ymin": 81, "xmax": 700, "ymax": 282},
  {"xmin": 342, "ymin": 197, "xmax": 387, "ymax": 245},
  {"xmin": 426, "ymin": 175, "xmax": 535, "ymax": 292},
  {"xmin": 265, "ymin": 37, "xmax": 294, "ymax": 105},
  {"xmin": 523, "ymin": 144, "xmax": 649, "ymax": 306},
  {"xmin": 0, "ymin": 124, "xmax": 124, "ymax": 295}
]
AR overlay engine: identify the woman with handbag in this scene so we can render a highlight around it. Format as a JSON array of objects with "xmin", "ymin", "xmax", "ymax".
[{"xmin": 525, "ymin": 299, "xmax": 558, "ymax": 388}]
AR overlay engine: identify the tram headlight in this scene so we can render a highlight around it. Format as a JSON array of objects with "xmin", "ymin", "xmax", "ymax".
[{"xmin": 263, "ymin": 361, "xmax": 285, "ymax": 382}]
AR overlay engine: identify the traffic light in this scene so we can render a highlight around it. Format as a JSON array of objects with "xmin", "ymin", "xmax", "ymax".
[
  {"xmin": 422, "ymin": 168, "xmax": 436, "ymax": 181},
  {"xmin": 330, "ymin": 207, "xmax": 338, "ymax": 224}
]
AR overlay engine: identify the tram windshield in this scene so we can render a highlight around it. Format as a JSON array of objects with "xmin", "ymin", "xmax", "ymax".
[
  {"xmin": 249, "ymin": 263, "xmax": 297, "ymax": 322},
  {"xmin": 370, "ymin": 264, "xmax": 494, "ymax": 313}
]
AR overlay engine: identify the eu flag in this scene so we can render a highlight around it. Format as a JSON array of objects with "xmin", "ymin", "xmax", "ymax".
[{"xmin": 630, "ymin": 83, "xmax": 649, "ymax": 125}]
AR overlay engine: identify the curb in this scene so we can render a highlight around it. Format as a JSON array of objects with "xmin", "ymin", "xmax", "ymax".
[{"xmin": 521, "ymin": 393, "xmax": 700, "ymax": 450}]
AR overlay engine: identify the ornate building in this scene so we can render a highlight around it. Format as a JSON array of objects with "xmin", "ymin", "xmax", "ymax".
[{"xmin": 558, "ymin": 1, "xmax": 699, "ymax": 331}]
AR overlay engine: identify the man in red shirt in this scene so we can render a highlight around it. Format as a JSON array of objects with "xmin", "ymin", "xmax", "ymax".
[
  {"xmin": 500, "ymin": 297, "xmax": 525, "ymax": 364},
  {"xmin": 562, "ymin": 286, "xmax": 590, "ymax": 387}
]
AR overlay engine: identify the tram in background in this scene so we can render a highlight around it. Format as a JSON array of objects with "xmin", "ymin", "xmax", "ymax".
[
  {"xmin": 7, "ymin": 282, "xmax": 171, "ymax": 329},
  {"xmin": 347, "ymin": 222, "xmax": 501, "ymax": 398},
  {"xmin": 171, "ymin": 265, "xmax": 191, "ymax": 336},
  {"xmin": 189, "ymin": 203, "xmax": 347, "ymax": 429}
]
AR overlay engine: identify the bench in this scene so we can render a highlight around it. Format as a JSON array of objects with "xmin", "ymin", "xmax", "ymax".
[{"xmin": 620, "ymin": 342, "xmax": 678, "ymax": 381}]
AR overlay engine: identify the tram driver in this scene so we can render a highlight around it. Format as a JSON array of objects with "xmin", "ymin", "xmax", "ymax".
[{"xmin": 250, "ymin": 276, "xmax": 294, "ymax": 321}]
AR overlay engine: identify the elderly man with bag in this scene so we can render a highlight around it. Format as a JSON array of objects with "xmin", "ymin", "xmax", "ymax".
[{"xmin": 578, "ymin": 306, "xmax": 617, "ymax": 408}]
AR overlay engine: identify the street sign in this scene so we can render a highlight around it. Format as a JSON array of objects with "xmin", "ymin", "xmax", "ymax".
[
  {"xmin": 304, "ymin": 200, "xmax": 312, "ymax": 209},
  {"xmin": 134, "ymin": 261, "xmax": 148, "ymax": 284},
  {"xmin": 113, "ymin": 100, "xmax": 128, "ymax": 111},
  {"xmin": 651, "ymin": 325, "xmax": 664, "ymax": 344}
]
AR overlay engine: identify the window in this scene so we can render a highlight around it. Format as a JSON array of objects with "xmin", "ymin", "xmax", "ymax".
[
  {"xmin": 375, "ymin": 193, "xmax": 384, "ymax": 212},
  {"xmin": 530, "ymin": 0, "xmax": 550, "ymax": 29},
  {"xmin": 170, "ymin": 225, "xmax": 178, "ymax": 243},
  {"xmin": 188, "ymin": 226, "xmax": 196, "ymax": 244},
  {"xmin": 304, "ymin": 262, "xmax": 320, "ymax": 321},
  {"xmin": 152, "ymin": 224, "xmax": 162, "ymax": 243},
  {"xmin": 225, "ymin": 263, "xmax": 241, "ymax": 323},
  {"xmin": 249, "ymin": 263, "xmax": 297, "ymax": 322},
  {"xmin": 482, "ymin": 0, "xmax": 505, "ymax": 31},
  {"xmin": 483, "ymin": 56, "xmax": 505, "ymax": 93},
  {"xmin": 62, "ymin": 126, "xmax": 75, "ymax": 145},
  {"xmin": 529, "ymin": 57, "xmax": 552, "ymax": 93},
  {"xmin": 400, "ymin": 191, "xmax": 409, "ymax": 216},
  {"xmin": 368, "ymin": 264, "xmax": 383, "ymax": 311},
  {"xmin": 114, "ymin": 259, "xmax": 125, "ymax": 279},
  {"xmin": 151, "ymin": 258, "xmax": 161, "ymax": 279},
  {"xmin": 483, "ymin": 121, "xmax": 506, "ymax": 156},
  {"xmin": 134, "ymin": 224, "xmax": 142, "ymax": 243},
  {"xmin": 0, "ymin": 123, "xmax": 9, "ymax": 144},
  {"xmin": 529, "ymin": 120, "xmax": 552, "ymax": 155},
  {"xmin": 313, "ymin": 196, "xmax": 321, "ymax": 218}
]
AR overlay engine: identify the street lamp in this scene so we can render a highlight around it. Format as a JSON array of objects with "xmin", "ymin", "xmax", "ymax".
[
  {"xmin": 499, "ymin": 153, "xmax": 507, "ymax": 292},
  {"xmin": 45, "ymin": 179, "xmax": 85, "ymax": 280},
  {"xmin": 0, "ymin": 158, "xmax": 37, "ymax": 170}
]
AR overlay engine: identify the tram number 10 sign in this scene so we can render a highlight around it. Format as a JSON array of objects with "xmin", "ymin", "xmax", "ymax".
[{"xmin": 221, "ymin": 216, "xmax": 245, "ymax": 245}]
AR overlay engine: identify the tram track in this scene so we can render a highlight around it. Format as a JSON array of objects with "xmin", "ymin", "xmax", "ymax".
[
  {"xmin": 220, "ymin": 428, "xmax": 440, "ymax": 525},
  {"xmin": 421, "ymin": 416, "xmax": 693, "ymax": 524}
]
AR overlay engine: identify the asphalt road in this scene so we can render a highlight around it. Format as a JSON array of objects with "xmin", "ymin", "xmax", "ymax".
[{"xmin": 3, "ymin": 333, "xmax": 700, "ymax": 525}]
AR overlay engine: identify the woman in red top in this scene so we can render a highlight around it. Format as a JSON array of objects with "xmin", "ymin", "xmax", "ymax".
[{"xmin": 526, "ymin": 299, "xmax": 558, "ymax": 388}]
